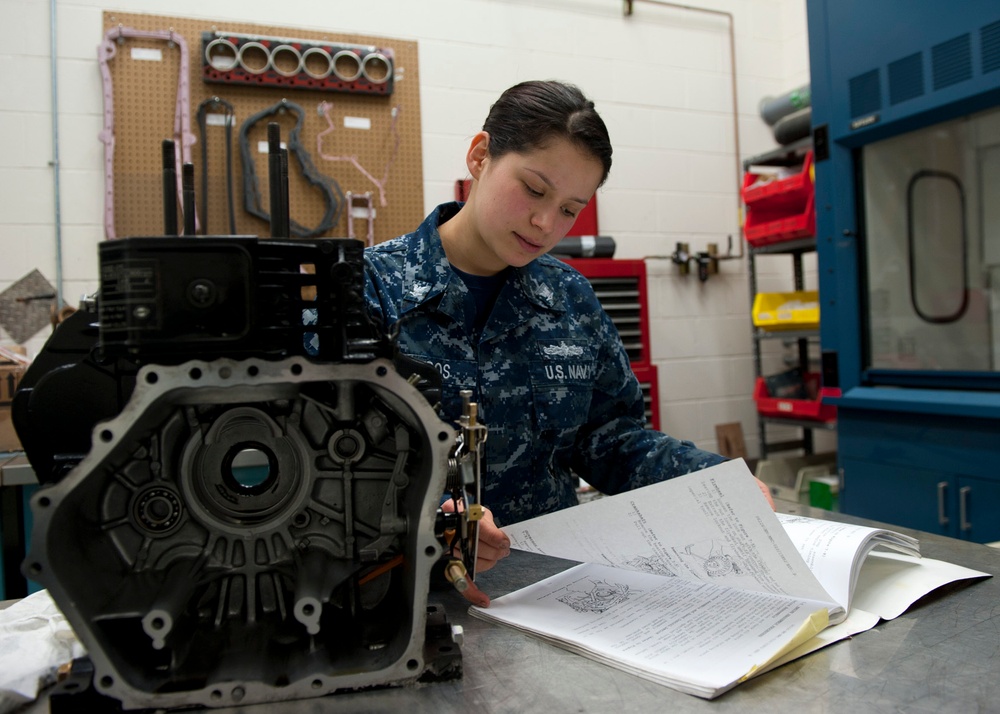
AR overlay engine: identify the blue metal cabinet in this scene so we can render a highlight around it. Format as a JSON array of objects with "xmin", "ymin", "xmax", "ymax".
[
  {"xmin": 842, "ymin": 458, "xmax": 1000, "ymax": 543},
  {"xmin": 807, "ymin": 0, "xmax": 1000, "ymax": 542},
  {"xmin": 836, "ymin": 402, "xmax": 1000, "ymax": 542}
]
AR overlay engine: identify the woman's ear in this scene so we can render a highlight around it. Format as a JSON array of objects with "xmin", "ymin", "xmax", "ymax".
[{"xmin": 466, "ymin": 131, "xmax": 490, "ymax": 179}]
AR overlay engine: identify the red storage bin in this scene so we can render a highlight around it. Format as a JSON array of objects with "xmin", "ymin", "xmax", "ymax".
[
  {"xmin": 753, "ymin": 371, "xmax": 837, "ymax": 422},
  {"xmin": 742, "ymin": 151, "xmax": 815, "ymax": 247},
  {"xmin": 742, "ymin": 151, "xmax": 814, "ymax": 205}
]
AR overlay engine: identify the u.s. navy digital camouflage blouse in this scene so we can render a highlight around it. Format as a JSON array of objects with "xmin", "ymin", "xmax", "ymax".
[{"xmin": 364, "ymin": 203, "xmax": 725, "ymax": 526}]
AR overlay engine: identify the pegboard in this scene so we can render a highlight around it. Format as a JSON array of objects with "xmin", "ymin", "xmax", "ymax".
[{"xmin": 101, "ymin": 11, "xmax": 423, "ymax": 245}]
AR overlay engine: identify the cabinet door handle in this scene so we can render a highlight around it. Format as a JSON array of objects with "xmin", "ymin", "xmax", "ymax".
[
  {"xmin": 959, "ymin": 485, "xmax": 971, "ymax": 532},
  {"xmin": 937, "ymin": 481, "xmax": 949, "ymax": 527}
]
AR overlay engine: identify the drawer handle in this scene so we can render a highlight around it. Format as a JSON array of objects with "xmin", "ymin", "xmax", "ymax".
[
  {"xmin": 937, "ymin": 481, "xmax": 949, "ymax": 527},
  {"xmin": 959, "ymin": 485, "xmax": 972, "ymax": 532}
]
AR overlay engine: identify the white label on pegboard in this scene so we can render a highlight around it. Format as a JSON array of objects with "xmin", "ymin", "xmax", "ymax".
[
  {"xmin": 343, "ymin": 116, "xmax": 372, "ymax": 130},
  {"xmin": 351, "ymin": 206, "xmax": 376, "ymax": 219},
  {"xmin": 206, "ymin": 113, "xmax": 234, "ymax": 127},
  {"xmin": 131, "ymin": 47, "xmax": 163, "ymax": 62},
  {"xmin": 258, "ymin": 141, "xmax": 287, "ymax": 153}
]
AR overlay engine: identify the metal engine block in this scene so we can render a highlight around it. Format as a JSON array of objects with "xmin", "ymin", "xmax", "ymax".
[{"xmin": 13, "ymin": 234, "xmax": 479, "ymax": 710}]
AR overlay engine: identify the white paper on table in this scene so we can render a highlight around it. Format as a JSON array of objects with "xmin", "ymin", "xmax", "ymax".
[
  {"xmin": 850, "ymin": 551, "xmax": 990, "ymax": 620},
  {"xmin": 0, "ymin": 590, "xmax": 86, "ymax": 714},
  {"xmin": 760, "ymin": 549, "xmax": 991, "ymax": 671},
  {"xmin": 471, "ymin": 561, "xmax": 832, "ymax": 699},
  {"xmin": 774, "ymin": 513, "xmax": 919, "ymax": 611}
]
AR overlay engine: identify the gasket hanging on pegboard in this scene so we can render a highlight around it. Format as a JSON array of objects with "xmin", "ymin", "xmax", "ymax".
[
  {"xmin": 202, "ymin": 31, "xmax": 394, "ymax": 95},
  {"xmin": 238, "ymin": 99, "xmax": 343, "ymax": 238},
  {"xmin": 196, "ymin": 96, "xmax": 237, "ymax": 234},
  {"xmin": 317, "ymin": 100, "xmax": 402, "ymax": 208},
  {"xmin": 98, "ymin": 25, "xmax": 197, "ymax": 239}
]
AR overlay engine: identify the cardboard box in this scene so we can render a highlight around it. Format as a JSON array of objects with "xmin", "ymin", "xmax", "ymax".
[{"xmin": 0, "ymin": 354, "xmax": 28, "ymax": 452}]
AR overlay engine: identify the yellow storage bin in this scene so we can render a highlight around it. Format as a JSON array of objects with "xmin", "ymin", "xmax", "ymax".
[{"xmin": 752, "ymin": 290, "xmax": 819, "ymax": 331}]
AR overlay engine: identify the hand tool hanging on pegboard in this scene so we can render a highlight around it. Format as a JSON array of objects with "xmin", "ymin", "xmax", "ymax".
[{"xmin": 195, "ymin": 96, "xmax": 237, "ymax": 234}]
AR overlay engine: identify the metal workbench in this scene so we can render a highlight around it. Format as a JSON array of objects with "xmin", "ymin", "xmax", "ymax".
[{"xmin": 9, "ymin": 500, "xmax": 999, "ymax": 714}]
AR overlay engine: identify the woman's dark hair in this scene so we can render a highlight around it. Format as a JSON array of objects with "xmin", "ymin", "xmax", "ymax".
[{"xmin": 483, "ymin": 80, "xmax": 612, "ymax": 186}]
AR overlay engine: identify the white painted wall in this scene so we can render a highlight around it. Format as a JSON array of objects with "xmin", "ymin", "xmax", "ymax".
[{"xmin": 0, "ymin": 0, "xmax": 818, "ymax": 458}]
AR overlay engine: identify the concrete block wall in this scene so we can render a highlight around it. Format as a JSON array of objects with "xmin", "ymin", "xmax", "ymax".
[{"xmin": 0, "ymin": 0, "xmax": 818, "ymax": 458}]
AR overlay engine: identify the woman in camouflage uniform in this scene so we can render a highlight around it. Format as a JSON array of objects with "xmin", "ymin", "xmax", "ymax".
[{"xmin": 364, "ymin": 80, "xmax": 770, "ymax": 606}]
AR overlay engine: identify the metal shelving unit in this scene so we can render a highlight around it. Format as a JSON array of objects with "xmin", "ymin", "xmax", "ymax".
[{"xmin": 744, "ymin": 143, "xmax": 835, "ymax": 460}]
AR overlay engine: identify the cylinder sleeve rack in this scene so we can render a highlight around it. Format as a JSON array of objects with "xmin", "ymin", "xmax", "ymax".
[{"xmin": 202, "ymin": 31, "xmax": 395, "ymax": 95}]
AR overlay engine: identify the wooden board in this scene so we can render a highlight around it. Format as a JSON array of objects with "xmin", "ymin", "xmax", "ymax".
[{"xmin": 101, "ymin": 11, "xmax": 423, "ymax": 244}]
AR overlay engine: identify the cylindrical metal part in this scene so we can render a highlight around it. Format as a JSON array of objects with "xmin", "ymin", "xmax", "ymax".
[
  {"xmin": 758, "ymin": 84, "xmax": 811, "ymax": 127},
  {"xmin": 279, "ymin": 148, "xmax": 291, "ymax": 239},
  {"xmin": 162, "ymin": 139, "xmax": 178, "ymax": 235},
  {"xmin": 331, "ymin": 50, "xmax": 362, "ymax": 82},
  {"xmin": 204, "ymin": 38, "xmax": 238, "ymax": 71},
  {"xmin": 361, "ymin": 52, "xmax": 392, "ymax": 83},
  {"xmin": 237, "ymin": 41, "xmax": 271, "ymax": 75},
  {"xmin": 549, "ymin": 235, "xmax": 616, "ymax": 259},
  {"xmin": 772, "ymin": 106, "xmax": 812, "ymax": 146},
  {"xmin": 271, "ymin": 44, "xmax": 303, "ymax": 78},
  {"xmin": 182, "ymin": 162, "xmax": 196, "ymax": 236},
  {"xmin": 301, "ymin": 47, "xmax": 333, "ymax": 79},
  {"xmin": 267, "ymin": 123, "xmax": 285, "ymax": 238}
]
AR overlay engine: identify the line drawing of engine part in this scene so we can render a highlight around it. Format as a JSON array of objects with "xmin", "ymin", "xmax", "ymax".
[
  {"xmin": 98, "ymin": 25, "xmax": 197, "ymax": 239},
  {"xmin": 317, "ymin": 100, "xmax": 402, "ymax": 208},
  {"xmin": 202, "ymin": 31, "xmax": 395, "ymax": 95}
]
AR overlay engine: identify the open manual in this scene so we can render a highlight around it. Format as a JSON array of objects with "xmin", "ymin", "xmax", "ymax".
[{"xmin": 468, "ymin": 459, "xmax": 991, "ymax": 699}]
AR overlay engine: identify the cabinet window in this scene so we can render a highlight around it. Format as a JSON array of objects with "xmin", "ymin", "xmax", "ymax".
[{"xmin": 862, "ymin": 106, "xmax": 1000, "ymax": 375}]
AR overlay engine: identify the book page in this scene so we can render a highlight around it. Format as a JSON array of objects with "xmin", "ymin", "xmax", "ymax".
[
  {"xmin": 470, "ymin": 561, "xmax": 831, "ymax": 700},
  {"xmin": 775, "ymin": 513, "xmax": 919, "ymax": 610},
  {"xmin": 504, "ymin": 460, "xmax": 841, "ymax": 619},
  {"xmin": 761, "ymin": 607, "xmax": 881, "ymax": 672},
  {"xmin": 758, "ymin": 550, "xmax": 990, "ymax": 671},
  {"xmin": 850, "ymin": 551, "xmax": 990, "ymax": 620}
]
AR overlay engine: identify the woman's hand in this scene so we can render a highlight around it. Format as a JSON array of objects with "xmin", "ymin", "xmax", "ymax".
[
  {"xmin": 440, "ymin": 502, "xmax": 511, "ymax": 607},
  {"xmin": 473, "ymin": 506, "xmax": 512, "ymax": 574},
  {"xmin": 755, "ymin": 477, "xmax": 776, "ymax": 510}
]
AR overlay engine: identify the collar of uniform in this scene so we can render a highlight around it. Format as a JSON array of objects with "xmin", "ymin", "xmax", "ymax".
[
  {"xmin": 513, "ymin": 255, "xmax": 567, "ymax": 313},
  {"xmin": 400, "ymin": 203, "xmax": 465, "ymax": 316},
  {"xmin": 478, "ymin": 257, "xmax": 566, "ymax": 341},
  {"xmin": 399, "ymin": 202, "xmax": 567, "ymax": 316}
]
